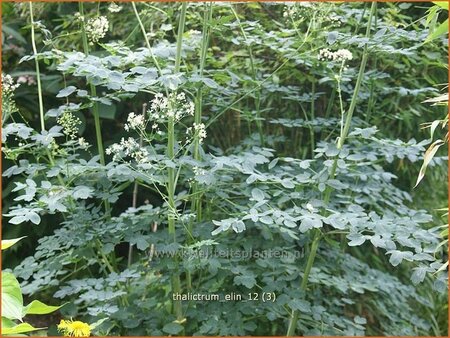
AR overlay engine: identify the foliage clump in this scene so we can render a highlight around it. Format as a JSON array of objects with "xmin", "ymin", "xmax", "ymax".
[{"xmin": 1, "ymin": 1, "xmax": 448, "ymax": 336}]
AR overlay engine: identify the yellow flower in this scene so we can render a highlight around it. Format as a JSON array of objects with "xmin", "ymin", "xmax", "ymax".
[{"xmin": 57, "ymin": 319, "xmax": 91, "ymax": 337}]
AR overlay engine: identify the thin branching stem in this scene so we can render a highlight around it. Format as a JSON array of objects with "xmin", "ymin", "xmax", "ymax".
[
  {"xmin": 186, "ymin": 2, "xmax": 213, "ymax": 290},
  {"xmin": 167, "ymin": 2, "xmax": 188, "ymax": 323},
  {"xmin": 286, "ymin": 3, "xmax": 377, "ymax": 335},
  {"xmin": 79, "ymin": 2, "xmax": 106, "ymax": 168},
  {"xmin": 131, "ymin": 2, "xmax": 163, "ymax": 75},
  {"xmin": 230, "ymin": 5, "xmax": 264, "ymax": 145},
  {"xmin": 29, "ymin": 2, "xmax": 45, "ymax": 132},
  {"xmin": 128, "ymin": 103, "xmax": 147, "ymax": 268}
]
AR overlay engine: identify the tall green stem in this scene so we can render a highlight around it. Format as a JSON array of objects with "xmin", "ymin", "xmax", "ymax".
[
  {"xmin": 167, "ymin": 2, "xmax": 188, "ymax": 322},
  {"xmin": 286, "ymin": 3, "xmax": 376, "ymax": 335},
  {"xmin": 190, "ymin": 4, "xmax": 212, "ymax": 222},
  {"xmin": 79, "ymin": 2, "xmax": 106, "ymax": 168},
  {"xmin": 286, "ymin": 231, "xmax": 320, "ymax": 335},
  {"xmin": 132, "ymin": 2, "xmax": 162, "ymax": 74},
  {"xmin": 194, "ymin": 2, "xmax": 212, "ymax": 161},
  {"xmin": 128, "ymin": 104, "xmax": 146, "ymax": 268},
  {"xmin": 29, "ymin": 3, "xmax": 68, "ymax": 190},
  {"xmin": 310, "ymin": 81, "xmax": 316, "ymax": 156},
  {"xmin": 231, "ymin": 5, "xmax": 264, "ymax": 145},
  {"xmin": 29, "ymin": 2, "xmax": 45, "ymax": 132},
  {"xmin": 168, "ymin": 1, "xmax": 187, "ymax": 237},
  {"xmin": 131, "ymin": 1, "xmax": 184, "ymax": 319},
  {"xmin": 323, "ymin": 1, "xmax": 376, "ymax": 203},
  {"xmin": 187, "ymin": 3, "xmax": 213, "ymax": 290},
  {"xmin": 77, "ymin": 3, "xmax": 115, "ymax": 277}
]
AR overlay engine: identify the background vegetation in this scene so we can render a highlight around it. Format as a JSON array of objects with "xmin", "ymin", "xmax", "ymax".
[{"xmin": 2, "ymin": 1, "xmax": 448, "ymax": 336}]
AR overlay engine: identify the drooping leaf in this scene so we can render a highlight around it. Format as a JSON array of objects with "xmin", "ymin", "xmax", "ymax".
[
  {"xmin": 414, "ymin": 139, "xmax": 445, "ymax": 187},
  {"xmin": 1, "ymin": 237, "xmax": 26, "ymax": 250},
  {"xmin": 1, "ymin": 323, "xmax": 44, "ymax": 335},
  {"xmin": 1, "ymin": 272, "xmax": 24, "ymax": 321},
  {"xmin": 425, "ymin": 18, "xmax": 448, "ymax": 43},
  {"xmin": 22, "ymin": 300, "xmax": 61, "ymax": 316}
]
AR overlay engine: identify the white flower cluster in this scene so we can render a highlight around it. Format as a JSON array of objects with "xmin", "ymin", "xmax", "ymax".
[
  {"xmin": 78, "ymin": 137, "xmax": 89, "ymax": 149},
  {"xmin": 57, "ymin": 112, "xmax": 81, "ymax": 139},
  {"xmin": 298, "ymin": 2, "xmax": 313, "ymax": 8},
  {"xmin": 148, "ymin": 92, "xmax": 195, "ymax": 123},
  {"xmin": 86, "ymin": 16, "xmax": 109, "ymax": 43},
  {"xmin": 329, "ymin": 15, "xmax": 342, "ymax": 27},
  {"xmin": 2, "ymin": 73, "xmax": 20, "ymax": 94},
  {"xmin": 74, "ymin": 12, "xmax": 84, "ymax": 22},
  {"xmin": 192, "ymin": 166, "xmax": 206, "ymax": 177},
  {"xmin": 108, "ymin": 3, "xmax": 122, "ymax": 13},
  {"xmin": 318, "ymin": 48, "xmax": 353, "ymax": 63},
  {"xmin": 124, "ymin": 112, "xmax": 145, "ymax": 131},
  {"xmin": 2, "ymin": 73, "xmax": 20, "ymax": 116},
  {"xmin": 283, "ymin": 6, "xmax": 296, "ymax": 18},
  {"xmin": 283, "ymin": 2, "xmax": 314, "ymax": 18},
  {"xmin": 17, "ymin": 75, "xmax": 36, "ymax": 86},
  {"xmin": 306, "ymin": 203, "xmax": 316, "ymax": 213},
  {"xmin": 106, "ymin": 137, "xmax": 149, "ymax": 164},
  {"xmin": 187, "ymin": 122, "xmax": 207, "ymax": 144},
  {"xmin": 185, "ymin": 122, "xmax": 207, "ymax": 145}
]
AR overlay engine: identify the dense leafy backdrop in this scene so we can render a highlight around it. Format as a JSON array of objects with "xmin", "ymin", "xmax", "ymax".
[{"xmin": 2, "ymin": 1, "xmax": 448, "ymax": 336}]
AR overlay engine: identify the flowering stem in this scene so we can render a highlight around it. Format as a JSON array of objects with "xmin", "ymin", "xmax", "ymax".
[
  {"xmin": 187, "ymin": 3, "xmax": 213, "ymax": 291},
  {"xmin": 29, "ymin": 2, "xmax": 45, "ymax": 132},
  {"xmin": 168, "ymin": 2, "xmax": 187, "ymax": 237},
  {"xmin": 194, "ymin": 2, "xmax": 212, "ymax": 161},
  {"xmin": 285, "ymin": 2, "xmax": 376, "ymax": 336},
  {"xmin": 128, "ymin": 104, "xmax": 146, "ymax": 269},
  {"xmin": 167, "ymin": 2, "xmax": 188, "ymax": 323},
  {"xmin": 190, "ymin": 4, "xmax": 212, "ymax": 225},
  {"xmin": 77, "ymin": 2, "xmax": 116, "ymax": 282},
  {"xmin": 130, "ymin": 3, "xmax": 184, "ymax": 316},
  {"xmin": 78, "ymin": 2, "xmax": 106, "ymax": 167},
  {"xmin": 323, "ymin": 1, "xmax": 376, "ymax": 203},
  {"xmin": 78, "ymin": 2, "xmax": 111, "ymax": 218}
]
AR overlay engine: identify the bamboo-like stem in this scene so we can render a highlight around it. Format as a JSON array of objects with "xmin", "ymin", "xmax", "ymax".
[
  {"xmin": 29, "ymin": 2, "xmax": 45, "ymax": 132},
  {"xmin": 285, "ymin": 3, "xmax": 376, "ymax": 335}
]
